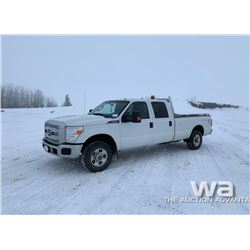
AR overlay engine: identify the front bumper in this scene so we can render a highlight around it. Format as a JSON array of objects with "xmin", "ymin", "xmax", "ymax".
[{"xmin": 42, "ymin": 138, "xmax": 82, "ymax": 159}]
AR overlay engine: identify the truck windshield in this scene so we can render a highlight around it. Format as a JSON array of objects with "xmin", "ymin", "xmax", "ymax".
[{"xmin": 89, "ymin": 100, "xmax": 129, "ymax": 118}]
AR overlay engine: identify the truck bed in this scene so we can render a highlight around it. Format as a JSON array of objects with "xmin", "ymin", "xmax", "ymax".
[{"xmin": 173, "ymin": 112, "xmax": 212, "ymax": 141}]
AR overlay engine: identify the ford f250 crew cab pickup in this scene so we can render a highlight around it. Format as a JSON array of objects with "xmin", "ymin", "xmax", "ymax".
[{"xmin": 42, "ymin": 96, "xmax": 212, "ymax": 172}]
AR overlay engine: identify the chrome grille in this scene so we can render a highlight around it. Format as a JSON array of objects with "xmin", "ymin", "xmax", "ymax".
[
  {"xmin": 45, "ymin": 123, "xmax": 60, "ymax": 144},
  {"xmin": 44, "ymin": 120, "xmax": 66, "ymax": 144}
]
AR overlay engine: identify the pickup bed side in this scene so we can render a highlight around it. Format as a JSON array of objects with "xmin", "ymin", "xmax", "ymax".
[{"xmin": 174, "ymin": 115, "xmax": 212, "ymax": 141}]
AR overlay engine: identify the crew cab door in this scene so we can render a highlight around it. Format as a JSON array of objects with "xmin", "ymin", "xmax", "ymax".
[
  {"xmin": 150, "ymin": 101, "xmax": 175, "ymax": 143},
  {"xmin": 119, "ymin": 101, "xmax": 154, "ymax": 149}
]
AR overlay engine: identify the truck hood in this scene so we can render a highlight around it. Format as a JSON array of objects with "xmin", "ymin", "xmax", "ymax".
[{"xmin": 47, "ymin": 115, "xmax": 112, "ymax": 126}]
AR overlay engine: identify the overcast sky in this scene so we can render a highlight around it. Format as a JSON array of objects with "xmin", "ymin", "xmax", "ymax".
[{"xmin": 2, "ymin": 35, "xmax": 249, "ymax": 110}]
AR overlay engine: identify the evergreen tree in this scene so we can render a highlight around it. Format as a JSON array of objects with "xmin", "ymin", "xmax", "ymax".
[{"xmin": 63, "ymin": 94, "xmax": 72, "ymax": 106}]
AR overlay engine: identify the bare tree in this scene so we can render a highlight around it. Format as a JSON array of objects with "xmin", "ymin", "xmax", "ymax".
[
  {"xmin": 33, "ymin": 89, "xmax": 45, "ymax": 107},
  {"xmin": 1, "ymin": 84, "xmax": 57, "ymax": 108},
  {"xmin": 46, "ymin": 97, "xmax": 58, "ymax": 107}
]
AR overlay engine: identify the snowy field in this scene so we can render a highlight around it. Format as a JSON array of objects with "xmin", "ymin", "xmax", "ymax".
[{"xmin": 1, "ymin": 102, "xmax": 249, "ymax": 214}]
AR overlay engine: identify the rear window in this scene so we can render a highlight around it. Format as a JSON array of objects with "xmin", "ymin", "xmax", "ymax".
[{"xmin": 151, "ymin": 102, "xmax": 169, "ymax": 118}]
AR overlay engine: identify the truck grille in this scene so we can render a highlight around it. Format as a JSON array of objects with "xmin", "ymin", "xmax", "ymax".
[{"xmin": 45, "ymin": 122, "xmax": 61, "ymax": 144}]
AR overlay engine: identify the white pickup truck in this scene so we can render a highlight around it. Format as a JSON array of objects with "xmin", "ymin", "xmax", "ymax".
[{"xmin": 43, "ymin": 96, "xmax": 212, "ymax": 172}]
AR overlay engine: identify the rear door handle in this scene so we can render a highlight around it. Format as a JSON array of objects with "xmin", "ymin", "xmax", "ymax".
[
  {"xmin": 150, "ymin": 122, "xmax": 153, "ymax": 128},
  {"xmin": 169, "ymin": 121, "xmax": 172, "ymax": 127}
]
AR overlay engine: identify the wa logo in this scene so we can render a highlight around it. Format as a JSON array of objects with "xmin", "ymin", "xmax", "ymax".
[{"xmin": 191, "ymin": 181, "xmax": 234, "ymax": 197}]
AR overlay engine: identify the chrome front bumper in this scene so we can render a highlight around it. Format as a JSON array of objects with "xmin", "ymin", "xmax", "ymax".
[{"xmin": 42, "ymin": 138, "xmax": 82, "ymax": 159}]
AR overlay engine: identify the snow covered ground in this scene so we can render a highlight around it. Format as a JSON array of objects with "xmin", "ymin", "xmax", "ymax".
[{"xmin": 1, "ymin": 101, "xmax": 249, "ymax": 214}]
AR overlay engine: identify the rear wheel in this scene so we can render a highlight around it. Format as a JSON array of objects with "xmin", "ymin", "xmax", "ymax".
[
  {"xmin": 83, "ymin": 141, "xmax": 112, "ymax": 172},
  {"xmin": 186, "ymin": 130, "xmax": 203, "ymax": 150}
]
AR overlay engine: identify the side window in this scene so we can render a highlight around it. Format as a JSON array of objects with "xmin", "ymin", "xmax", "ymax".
[
  {"xmin": 123, "ymin": 102, "xmax": 150, "ymax": 119},
  {"xmin": 151, "ymin": 102, "xmax": 169, "ymax": 118}
]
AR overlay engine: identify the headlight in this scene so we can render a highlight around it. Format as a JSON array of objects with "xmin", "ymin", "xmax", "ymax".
[{"xmin": 65, "ymin": 127, "xmax": 84, "ymax": 143}]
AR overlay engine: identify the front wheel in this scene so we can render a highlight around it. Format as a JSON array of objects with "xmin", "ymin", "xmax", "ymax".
[
  {"xmin": 82, "ymin": 141, "xmax": 113, "ymax": 172},
  {"xmin": 186, "ymin": 130, "xmax": 203, "ymax": 150}
]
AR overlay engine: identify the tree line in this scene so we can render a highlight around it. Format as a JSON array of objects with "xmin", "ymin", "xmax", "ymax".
[
  {"xmin": 188, "ymin": 100, "xmax": 239, "ymax": 109},
  {"xmin": 1, "ymin": 84, "xmax": 58, "ymax": 108}
]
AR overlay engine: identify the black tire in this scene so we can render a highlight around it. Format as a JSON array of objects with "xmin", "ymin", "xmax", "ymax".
[
  {"xmin": 186, "ymin": 130, "xmax": 203, "ymax": 150},
  {"xmin": 83, "ymin": 141, "xmax": 112, "ymax": 172}
]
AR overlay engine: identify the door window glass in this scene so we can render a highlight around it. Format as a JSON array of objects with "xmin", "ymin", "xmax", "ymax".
[
  {"xmin": 151, "ymin": 102, "xmax": 169, "ymax": 118},
  {"xmin": 123, "ymin": 102, "xmax": 150, "ymax": 120}
]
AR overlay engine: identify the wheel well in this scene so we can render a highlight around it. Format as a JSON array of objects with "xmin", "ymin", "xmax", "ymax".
[
  {"xmin": 82, "ymin": 134, "xmax": 117, "ymax": 154},
  {"xmin": 192, "ymin": 125, "xmax": 204, "ymax": 135}
]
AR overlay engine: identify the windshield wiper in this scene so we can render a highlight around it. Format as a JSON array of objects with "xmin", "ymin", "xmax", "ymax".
[{"xmin": 92, "ymin": 113, "xmax": 107, "ymax": 118}]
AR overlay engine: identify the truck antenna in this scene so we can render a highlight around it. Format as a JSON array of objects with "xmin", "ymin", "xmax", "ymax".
[{"xmin": 84, "ymin": 93, "xmax": 86, "ymax": 114}]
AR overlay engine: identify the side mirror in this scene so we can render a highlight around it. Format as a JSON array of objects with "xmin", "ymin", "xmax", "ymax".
[
  {"xmin": 132, "ymin": 112, "xmax": 141, "ymax": 123},
  {"xmin": 89, "ymin": 109, "xmax": 93, "ymax": 113}
]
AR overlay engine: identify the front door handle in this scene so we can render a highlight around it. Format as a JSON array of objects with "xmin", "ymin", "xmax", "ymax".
[
  {"xmin": 150, "ymin": 122, "xmax": 153, "ymax": 128},
  {"xmin": 169, "ymin": 121, "xmax": 172, "ymax": 127}
]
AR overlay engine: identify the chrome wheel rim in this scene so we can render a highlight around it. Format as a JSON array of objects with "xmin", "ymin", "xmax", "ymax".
[
  {"xmin": 90, "ymin": 148, "xmax": 108, "ymax": 167},
  {"xmin": 193, "ymin": 134, "xmax": 201, "ymax": 147}
]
